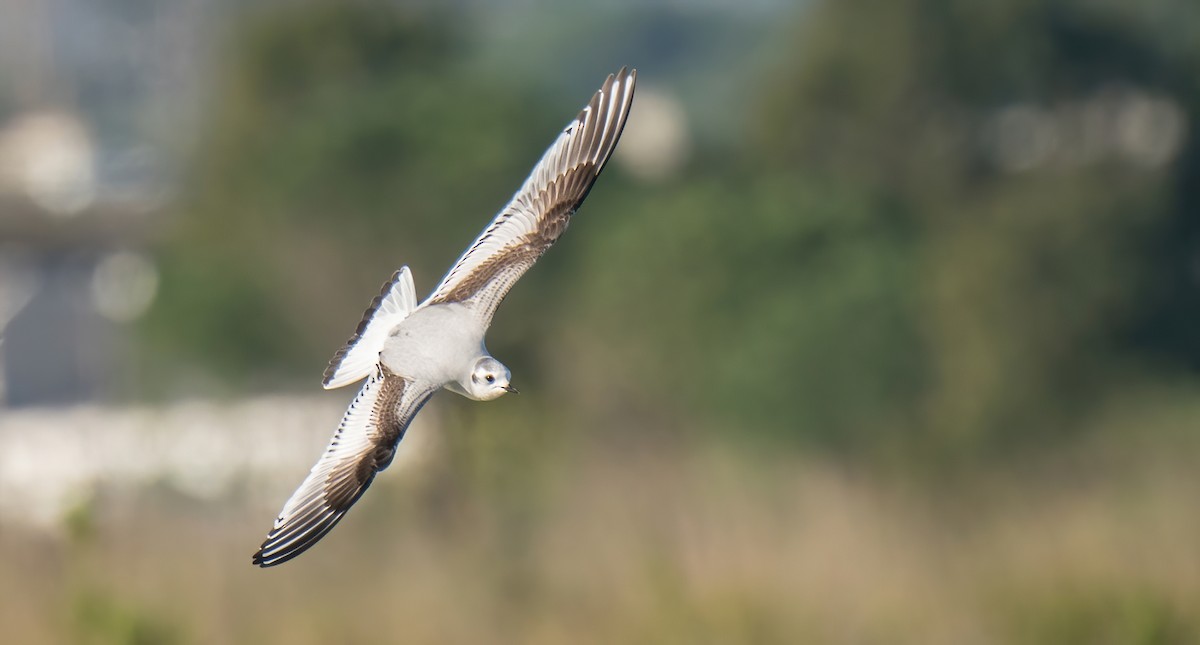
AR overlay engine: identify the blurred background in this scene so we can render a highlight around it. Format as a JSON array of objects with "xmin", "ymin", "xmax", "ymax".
[{"xmin": 2, "ymin": 0, "xmax": 1199, "ymax": 642}]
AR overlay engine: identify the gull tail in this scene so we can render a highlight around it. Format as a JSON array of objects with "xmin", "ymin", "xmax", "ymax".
[{"xmin": 322, "ymin": 267, "xmax": 417, "ymax": 389}]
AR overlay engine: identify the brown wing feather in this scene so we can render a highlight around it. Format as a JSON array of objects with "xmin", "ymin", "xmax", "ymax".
[
  {"xmin": 431, "ymin": 197, "xmax": 577, "ymax": 306},
  {"xmin": 252, "ymin": 370, "xmax": 437, "ymax": 567},
  {"xmin": 426, "ymin": 67, "xmax": 636, "ymax": 324}
]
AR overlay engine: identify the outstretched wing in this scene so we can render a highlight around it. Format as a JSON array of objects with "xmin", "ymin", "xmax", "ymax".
[
  {"xmin": 322, "ymin": 267, "xmax": 418, "ymax": 389},
  {"xmin": 425, "ymin": 67, "xmax": 636, "ymax": 324},
  {"xmin": 253, "ymin": 369, "xmax": 438, "ymax": 567}
]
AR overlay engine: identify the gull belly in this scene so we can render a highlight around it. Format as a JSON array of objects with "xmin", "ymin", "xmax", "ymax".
[{"xmin": 379, "ymin": 302, "xmax": 485, "ymax": 385}]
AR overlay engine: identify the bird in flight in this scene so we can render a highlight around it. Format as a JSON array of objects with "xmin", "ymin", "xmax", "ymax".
[{"xmin": 252, "ymin": 67, "xmax": 636, "ymax": 567}]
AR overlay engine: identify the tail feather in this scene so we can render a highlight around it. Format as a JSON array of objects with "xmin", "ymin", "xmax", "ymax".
[{"xmin": 322, "ymin": 267, "xmax": 417, "ymax": 389}]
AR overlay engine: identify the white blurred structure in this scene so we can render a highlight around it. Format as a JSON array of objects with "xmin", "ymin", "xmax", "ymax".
[
  {"xmin": 0, "ymin": 0, "xmax": 183, "ymax": 408},
  {"xmin": 0, "ymin": 395, "xmax": 438, "ymax": 530},
  {"xmin": 0, "ymin": 110, "xmax": 97, "ymax": 216},
  {"xmin": 90, "ymin": 250, "xmax": 159, "ymax": 322},
  {"xmin": 614, "ymin": 86, "xmax": 691, "ymax": 182},
  {"xmin": 982, "ymin": 85, "xmax": 1188, "ymax": 173}
]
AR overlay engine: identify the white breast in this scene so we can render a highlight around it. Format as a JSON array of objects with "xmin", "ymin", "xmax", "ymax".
[{"xmin": 378, "ymin": 303, "xmax": 486, "ymax": 385}]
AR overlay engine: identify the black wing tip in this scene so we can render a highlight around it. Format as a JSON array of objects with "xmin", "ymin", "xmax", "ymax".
[
  {"xmin": 574, "ymin": 66, "xmax": 637, "ymax": 200},
  {"xmin": 251, "ymin": 549, "xmax": 271, "ymax": 567},
  {"xmin": 251, "ymin": 512, "xmax": 346, "ymax": 568},
  {"xmin": 251, "ymin": 534, "xmax": 322, "ymax": 568},
  {"xmin": 251, "ymin": 544, "xmax": 305, "ymax": 568},
  {"xmin": 250, "ymin": 469, "xmax": 382, "ymax": 568},
  {"xmin": 542, "ymin": 65, "xmax": 637, "ymax": 224},
  {"xmin": 606, "ymin": 66, "xmax": 636, "ymax": 98},
  {"xmin": 252, "ymin": 536, "xmax": 290, "ymax": 567},
  {"xmin": 584, "ymin": 67, "xmax": 636, "ymax": 120}
]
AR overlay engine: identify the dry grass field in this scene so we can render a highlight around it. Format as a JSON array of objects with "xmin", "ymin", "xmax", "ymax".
[{"xmin": 2, "ymin": 397, "xmax": 1196, "ymax": 645}]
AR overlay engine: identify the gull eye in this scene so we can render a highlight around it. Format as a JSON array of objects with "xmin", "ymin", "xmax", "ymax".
[{"xmin": 485, "ymin": 374, "xmax": 495, "ymax": 384}]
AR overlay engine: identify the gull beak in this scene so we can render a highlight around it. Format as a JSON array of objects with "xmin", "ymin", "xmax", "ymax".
[{"xmin": 502, "ymin": 384, "xmax": 519, "ymax": 394}]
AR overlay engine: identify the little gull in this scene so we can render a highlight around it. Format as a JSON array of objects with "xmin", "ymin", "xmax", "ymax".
[{"xmin": 252, "ymin": 67, "xmax": 636, "ymax": 567}]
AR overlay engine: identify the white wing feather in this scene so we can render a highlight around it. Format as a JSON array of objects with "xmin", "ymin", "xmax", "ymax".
[
  {"xmin": 253, "ymin": 369, "xmax": 437, "ymax": 567},
  {"xmin": 424, "ymin": 67, "xmax": 636, "ymax": 319},
  {"xmin": 322, "ymin": 267, "xmax": 418, "ymax": 389}
]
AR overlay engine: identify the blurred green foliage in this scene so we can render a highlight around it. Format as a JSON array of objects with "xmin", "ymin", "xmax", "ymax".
[
  {"xmin": 144, "ymin": 4, "xmax": 561, "ymax": 382},
  {"xmin": 70, "ymin": 589, "xmax": 183, "ymax": 645},
  {"xmin": 750, "ymin": 0, "xmax": 1200, "ymax": 458},
  {"xmin": 62, "ymin": 495, "xmax": 184, "ymax": 645},
  {"xmin": 142, "ymin": 0, "xmax": 1200, "ymax": 462},
  {"xmin": 999, "ymin": 586, "xmax": 1196, "ymax": 645}
]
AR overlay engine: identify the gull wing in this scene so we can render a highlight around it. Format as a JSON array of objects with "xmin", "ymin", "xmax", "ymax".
[
  {"xmin": 252, "ymin": 368, "xmax": 438, "ymax": 567},
  {"xmin": 425, "ymin": 67, "xmax": 636, "ymax": 324},
  {"xmin": 322, "ymin": 267, "xmax": 418, "ymax": 389}
]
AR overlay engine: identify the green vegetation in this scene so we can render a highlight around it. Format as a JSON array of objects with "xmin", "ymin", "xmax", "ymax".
[{"xmin": 144, "ymin": 0, "xmax": 1199, "ymax": 460}]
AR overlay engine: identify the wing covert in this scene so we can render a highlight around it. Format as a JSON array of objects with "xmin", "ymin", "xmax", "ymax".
[
  {"xmin": 253, "ymin": 369, "xmax": 437, "ymax": 567},
  {"xmin": 426, "ymin": 67, "xmax": 636, "ymax": 323}
]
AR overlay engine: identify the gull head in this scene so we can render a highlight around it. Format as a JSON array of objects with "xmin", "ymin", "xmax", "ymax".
[{"xmin": 466, "ymin": 357, "xmax": 516, "ymax": 401}]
